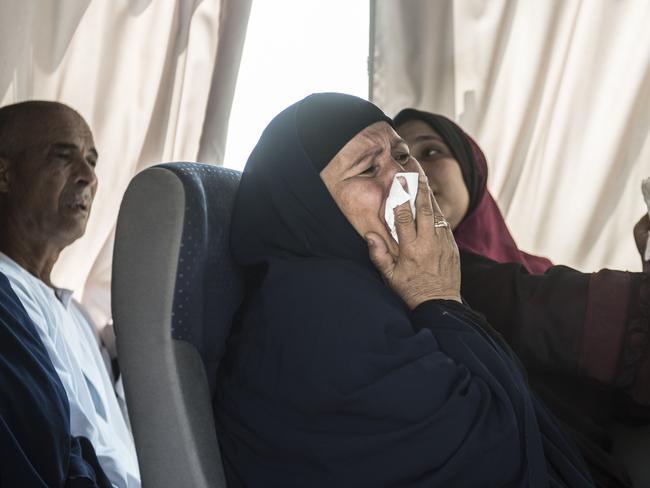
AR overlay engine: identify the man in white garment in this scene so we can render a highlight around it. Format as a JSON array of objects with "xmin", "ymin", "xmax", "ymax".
[{"xmin": 0, "ymin": 101, "xmax": 140, "ymax": 488}]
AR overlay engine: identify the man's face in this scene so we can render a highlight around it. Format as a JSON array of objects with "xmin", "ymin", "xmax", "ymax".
[
  {"xmin": 320, "ymin": 121, "xmax": 421, "ymax": 251},
  {"xmin": 1, "ymin": 107, "xmax": 98, "ymax": 247}
]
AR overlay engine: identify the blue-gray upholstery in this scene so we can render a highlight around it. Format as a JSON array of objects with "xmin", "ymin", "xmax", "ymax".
[{"xmin": 112, "ymin": 162, "xmax": 243, "ymax": 488}]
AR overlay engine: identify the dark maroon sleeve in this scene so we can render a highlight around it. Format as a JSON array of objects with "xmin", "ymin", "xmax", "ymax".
[
  {"xmin": 460, "ymin": 250, "xmax": 650, "ymax": 406},
  {"xmin": 460, "ymin": 251, "xmax": 590, "ymax": 375},
  {"xmin": 580, "ymin": 269, "xmax": 634, "ymax": 385},
  {"xmin": 617, "ymin": 273, "xmax": 650, "ymax": 406}
]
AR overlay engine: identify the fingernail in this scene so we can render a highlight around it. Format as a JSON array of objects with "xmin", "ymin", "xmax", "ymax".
[{"xmin": 419, "ymin": 174, "xmax": 428, "ymax": 183}]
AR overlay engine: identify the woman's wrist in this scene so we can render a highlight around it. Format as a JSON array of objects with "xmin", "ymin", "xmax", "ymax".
[{"xmin": 406, "ymin": 290, "xmax": 462, "ymax": 309}]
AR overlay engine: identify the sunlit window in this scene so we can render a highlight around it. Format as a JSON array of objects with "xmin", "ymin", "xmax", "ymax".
[{"xmin": 223, "ymin": 0, "xmax": 370, "ymax": 170}]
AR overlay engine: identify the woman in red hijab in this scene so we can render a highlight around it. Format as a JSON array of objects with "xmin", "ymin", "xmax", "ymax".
[{"xmin": 395, "ymin": 108, "xmax": 650, "ymax": 487}]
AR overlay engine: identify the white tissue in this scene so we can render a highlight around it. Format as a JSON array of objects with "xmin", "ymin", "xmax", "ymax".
[
  {"xmin": 642, "ymin": 177, "xmax": 650, "ymax": 261},
  {"xmin": 384, "ymin": 172, "xmax": 420, "ymax": 242}
]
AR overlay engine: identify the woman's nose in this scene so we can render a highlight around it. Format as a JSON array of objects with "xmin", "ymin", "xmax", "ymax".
[{"xmin": 382, "ymin": 158, "xmax": 404, "ymax": 189}]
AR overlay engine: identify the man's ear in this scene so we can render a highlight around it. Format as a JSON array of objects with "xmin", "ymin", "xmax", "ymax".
[{"xmin": 0, "ymin": 157, "xmax": 10, "ymax": 193}]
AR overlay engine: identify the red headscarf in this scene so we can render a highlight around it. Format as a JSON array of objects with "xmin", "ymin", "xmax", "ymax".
[{"xmin": 394, "ymin": 109, "xmax": 552, "ymax": 274}]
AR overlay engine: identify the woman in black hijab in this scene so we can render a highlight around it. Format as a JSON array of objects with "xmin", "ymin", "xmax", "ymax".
[{"xmin": 214, "ymin": 93, "xmax": 595, "ymax": 487}]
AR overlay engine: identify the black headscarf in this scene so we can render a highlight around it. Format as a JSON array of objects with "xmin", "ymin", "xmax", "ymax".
[
  {"xmin": 231, "ymin": 92, "xmax": 391, "ymax": 268},
  {"xmin": 215, "ymin": 93, "xmax": 595, "ymax": 488},
  {"xmin": 297, "ymin": 93, "xmax": 393, "ymax": 172}
]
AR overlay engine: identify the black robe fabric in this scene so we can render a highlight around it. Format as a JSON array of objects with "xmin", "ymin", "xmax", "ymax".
[
  {"xmin": 214, "ymin": 93, "xmax": 596, "ymax": 487},
  {"xmin": 460, "ymin": 250, "xmax": 640, "ymax": 487},
  {"xmin": 0, "ymin": 272, "xmax": 110, "ymax": 487}
]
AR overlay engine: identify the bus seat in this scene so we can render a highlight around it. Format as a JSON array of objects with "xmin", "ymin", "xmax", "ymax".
[{"xmin": 112, "ymin": 163, "xmax": 243, "ymax": 488}]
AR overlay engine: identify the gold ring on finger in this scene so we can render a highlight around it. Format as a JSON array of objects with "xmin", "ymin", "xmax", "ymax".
[{"xmin": 433, "ymin": 219, "xmax": 450, "ymax": 228}]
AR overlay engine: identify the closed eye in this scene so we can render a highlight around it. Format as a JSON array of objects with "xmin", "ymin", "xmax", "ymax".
[
  {"xmin": 54, "ymin": 150, "xmax": 72, "ymax": 160},
  {"xmin": 360, "ymin": 165, "xmax": 377, "ymax": 176},
  {"xmin": 50, "ymin": 143, "xmax": 78, "ymax": 163},
  {"xmin": 393, "ymin": 152, "xmax": 410, "ymax": 166}
]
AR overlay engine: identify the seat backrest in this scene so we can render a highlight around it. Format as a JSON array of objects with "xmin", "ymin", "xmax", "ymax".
[{"xmin": 112, "ymin": 162, "xmax": 244, "ymax": 488}]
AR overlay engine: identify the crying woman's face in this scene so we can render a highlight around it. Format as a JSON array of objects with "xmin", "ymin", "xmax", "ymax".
[{"xmin": 320, "ymin": 121, "xmax": 421, "ymax": 251}]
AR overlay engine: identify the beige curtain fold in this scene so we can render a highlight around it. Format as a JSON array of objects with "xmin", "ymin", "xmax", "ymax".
[
  {"xmin": 371, "ymin": 0, "xmax": 650, "ymax": 272},
  {"xmin": 0, "ymin": 0, "xmax": 251, "ymax": 326}
]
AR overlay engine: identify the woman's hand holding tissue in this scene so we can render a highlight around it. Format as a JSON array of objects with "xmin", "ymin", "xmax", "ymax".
[{"xmin": 365, "ymin": 174, "xmax": 461, "ymax": 309}]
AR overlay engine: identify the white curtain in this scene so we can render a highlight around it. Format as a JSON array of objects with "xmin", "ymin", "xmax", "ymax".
[
  {"xmin": 371, "ymin": 0, "xmax": 650, "ymax": 273},
  {"xmin": 0, "ymin": 0, "xmax": 251, "ymax": 327}
]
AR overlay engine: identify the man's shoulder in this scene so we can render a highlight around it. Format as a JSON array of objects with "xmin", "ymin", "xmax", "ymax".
[
  {"xmin": 0, "ymin": 253, "xmax": 27, "ymax": 281},
  {"xmin": 0, "ymin": 256, "xmax": 59, "ymax": 335},
  {"xmin": 0, "ymin": 260, "xmax": 46, "ymax": 305}
]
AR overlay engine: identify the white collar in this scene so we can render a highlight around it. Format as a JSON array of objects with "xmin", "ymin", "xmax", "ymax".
[{"xmin": 0, "ymin": 252, "xmax": 75, "ymax": 308}]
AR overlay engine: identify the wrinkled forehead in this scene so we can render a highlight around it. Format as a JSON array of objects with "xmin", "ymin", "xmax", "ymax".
[
  {"xmin": 356, "ymin": 120, "xmax": 399, "ymax": 141},
  {"xmin": 3, "ymin": 108, "xmax": 95, "ymax": 163},
  {"xmin": 0, "ymin": 106, "xmax": 83, "ymax": 160},
  {"xmin": 321, "ymin": 122, "xmax": 407, "ymax": 176},
  {"xmin": 339, "ymin": 121, "xmax": 400, "ymax": 154},
  {"xmin": 32, "ymin": 107, "xmax": 94, "ymax": 145},
  {"xmin": 323, "ymin": 121, "xmax": 402, "ymax": 172}
]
